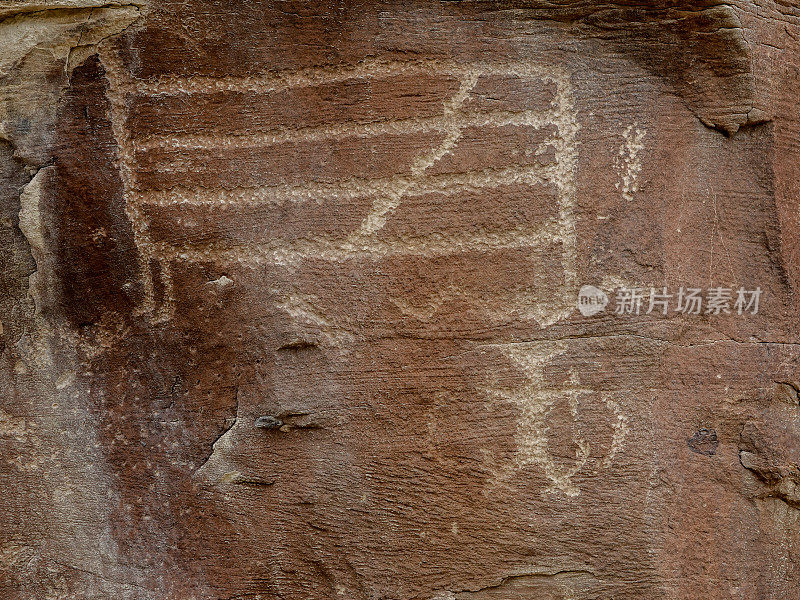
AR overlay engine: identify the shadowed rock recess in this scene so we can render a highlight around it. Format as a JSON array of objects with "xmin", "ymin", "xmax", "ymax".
[{"xmin": 2, "ymin": 0, "xmax": 800, "ymax": 598}]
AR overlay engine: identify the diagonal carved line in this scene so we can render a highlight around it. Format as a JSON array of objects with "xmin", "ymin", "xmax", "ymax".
[{"xmin": 353, "ymin": 71, "xmax": 480, "ymax": 239}]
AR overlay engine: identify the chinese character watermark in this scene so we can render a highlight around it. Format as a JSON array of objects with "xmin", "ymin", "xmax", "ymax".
[
  {"xmin": 576, "ymin": 286, "xmax": 761, "ymax": 317},
  {"xmin": 614, "ymin": 288, "xmax": 643, "ymax": 315}
]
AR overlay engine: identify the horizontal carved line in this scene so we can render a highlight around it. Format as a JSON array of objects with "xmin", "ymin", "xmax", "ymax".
[
  {"xmin": 134, "ymin": 163, "xmax": 561, "ymax": 208},
  {"xmin": 132, "ymin": 108, "xmax": 560, "ymax": 151},
  {"xmin": 152, "ymin": 219, "xmax": 563, "ymax": 265},
  {"xmin": 132, "ymin": 57, "xmax": 564, "ymax": 96}
]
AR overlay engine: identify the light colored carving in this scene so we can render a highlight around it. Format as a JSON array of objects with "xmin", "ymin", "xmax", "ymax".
[
  {"xmin": 601, "ymin": 396, "xmax": 629, "ymax": 469},
  {"xmin": 105, "ymin": 57, "xmax": 579, "ymax": 325},
  {"xmin": 484, "ymin": 341, "xmax": 630, "ymax": 496},
  {"xmin": 487, "ymin": 342, "xmax": 590, "ymax": 496},
  {"xmin": 615, "ymin": 123, "xmax": 646, "ymax": 202}
]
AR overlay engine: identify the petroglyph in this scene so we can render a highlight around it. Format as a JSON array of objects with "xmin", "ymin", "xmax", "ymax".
[
  {"xmin": 486, "ymin": 342, "xmax": 629, "ymax": 496},
  {"xmin": 138, "ymin": 164, "xmax": 554, "ymax": 209},
  {"xmin": 132, "ymin": 57, "xmax": 555, "ymax": 97},
  {"xmin": 174, "ymin": 219, "xmax": 562, "ymax": 266},
  {"xmin": 0, "ymin": 3, "xmax": 140, "ymax": 171},
  {"xmin": 391, "ymin": 284, "xmax": 468, "ymax": 321},
  {"xmin": 488, "ymin": 342, "xmax": 590, "ymax": 497},
  {"xmin": 615, "ymin": 123, "xmax": 646, "ymax": 202},
  {"xmin": 100, "ymin": 47, "xmax": 174, "ymax": 322},
  {"xmin": 104, "ymin": 57, "xmax": 579, "ymax": 323},
  {"xmin": 601, "ymin": 396, "xmax": 629, "ymax": 470},
  {"xmin": 274, "ymin": 293, "xmax": 355, "ymax": 348},
  {"xmin": 133, "ymin": 108, "xmax": 558, "ymax": 153},
  {"xmin": 356, "ymin": 71, "xmax": 479, "ymax": 238}
]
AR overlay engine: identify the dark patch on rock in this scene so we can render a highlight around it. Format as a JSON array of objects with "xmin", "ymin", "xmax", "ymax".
[
  {"xmin": 48, "ymin": 54, "xmax": 140, "ymax": 328},
  {"xmin": 687, "ymin": 428, "xmax": 718, "ymax": 456}
]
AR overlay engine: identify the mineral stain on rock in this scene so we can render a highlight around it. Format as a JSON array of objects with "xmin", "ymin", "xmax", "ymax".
[{"xmin": 687, "ymin": 428, "xmax": 719, "ymax": 456}]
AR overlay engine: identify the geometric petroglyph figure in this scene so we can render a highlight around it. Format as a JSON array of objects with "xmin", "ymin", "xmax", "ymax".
[
  {"xmin": 100, "ymin": 53, "xmax": 579, "ymax": 323},
  {"xmin": 486, "ymin": 342, "xmax": 628, "ymax": 497}
]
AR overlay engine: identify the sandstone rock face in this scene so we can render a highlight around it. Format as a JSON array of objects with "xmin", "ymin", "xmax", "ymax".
[{"xmin": 2, "ymin": 1, "xmax": 800, "ymax": 599}]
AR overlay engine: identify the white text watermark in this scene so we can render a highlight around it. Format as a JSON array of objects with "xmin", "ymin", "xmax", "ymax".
[{"xmin": 577, "ymin": 285, "xmax": 762, "ymax": 317}]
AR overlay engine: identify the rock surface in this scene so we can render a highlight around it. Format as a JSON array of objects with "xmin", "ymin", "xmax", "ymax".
[{"xmin": 2, "ymin": 1, "xmax": 800, "ymax": 598}]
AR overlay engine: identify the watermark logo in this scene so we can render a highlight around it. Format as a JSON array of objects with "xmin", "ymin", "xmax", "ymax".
[
  {"xmin": 577, "ymin": 285, "xmax": 609, "ymax": 316},
  {"xmin": 576, "ymin": 286, "xmax": 762, "ymax": 316}
]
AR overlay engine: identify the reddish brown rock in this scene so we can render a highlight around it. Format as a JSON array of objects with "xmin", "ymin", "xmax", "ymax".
[{"xmin": 2, "ymin": 1, "xmax": 800, "ymax": 599}]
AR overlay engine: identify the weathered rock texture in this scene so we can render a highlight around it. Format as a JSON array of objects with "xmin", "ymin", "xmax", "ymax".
[{"xmin": 2, "ymin": 1, "xmax": 800, "ymax": 599}]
